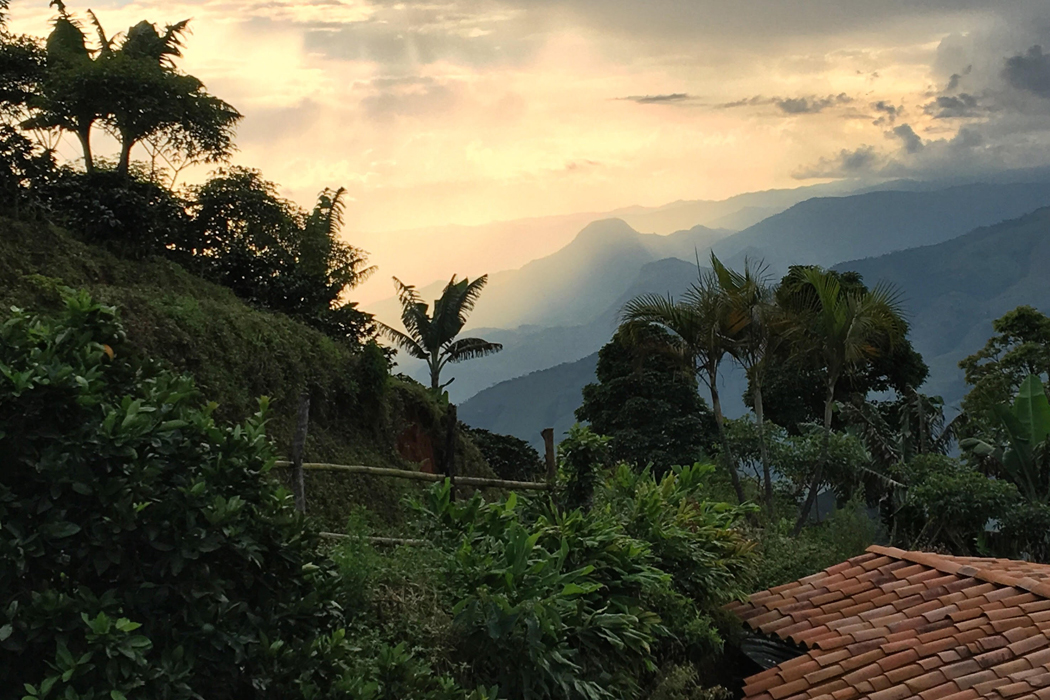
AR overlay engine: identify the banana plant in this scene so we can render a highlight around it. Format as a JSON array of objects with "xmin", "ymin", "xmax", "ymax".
[{"xmin": 962, "ymin": 374, "xmax": 1050, "ymax": 501}]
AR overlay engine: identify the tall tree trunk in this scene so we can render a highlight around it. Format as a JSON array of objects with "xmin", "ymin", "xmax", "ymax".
[
  {"xmin": 752, "ymin": 378, "xmax": 773, "ymax": 516},
  {"xmin": 793, "ymin": 380, "xmax": 835, "ymax": 535},
  {"xmin": 429, "ymin": 355, "xmax": 441, "ymax": 392},
  {"xmin": 117, "ymin": 134, "xmax": 133, "ymax": 177},
  {"xmin": 76, "ymin": 126, "xmax": 93, "ymax": 173},
  {"xmin": 709, "ymin": 369, "xmax": 746, "ymax": 504}
]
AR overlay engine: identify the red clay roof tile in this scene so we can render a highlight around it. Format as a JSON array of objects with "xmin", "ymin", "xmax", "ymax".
[{"xmin": 733, "ymin": 548, "xmax": 1050, "ymax": 700}]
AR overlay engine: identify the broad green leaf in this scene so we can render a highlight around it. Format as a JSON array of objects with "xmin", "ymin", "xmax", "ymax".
[{"xmin": 1015, "ymin": 374, "xmax": 1050, "ymax": 445}]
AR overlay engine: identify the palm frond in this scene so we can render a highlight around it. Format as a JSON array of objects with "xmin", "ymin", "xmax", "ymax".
[
  {"xmin": 161, "ymin": 19, "xmax": 191, "ymax": 56},
  {"xmin": 392, "ymin": 277, "xmax": 430, "ymax": 346},
  {"xmin": 457, "ymin": 275, "xmax": 489, "ymax": 318},
  {"xmin": 444, "ymin": 337, "xmax": 503, "ymax": 363},
  {"xmin": 431, "ymin": 276, "xmax": 470, "ymax": 346},
  {"xmin": 86, "ymin": 10, "xmax": 114, "ymax": 56},
  {"xmin": 377, "ymin": 322, "xmax": 428, "ymax": 360}
]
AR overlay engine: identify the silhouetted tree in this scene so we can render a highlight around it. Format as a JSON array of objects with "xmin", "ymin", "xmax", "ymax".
[{"xmin": 380, "ymin": 275, "xmax": 503, "ymax": 392}]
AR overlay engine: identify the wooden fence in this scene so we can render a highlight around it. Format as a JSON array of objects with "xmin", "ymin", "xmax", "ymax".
[{"xmin": 275, "ymin": 393, "xmax": 557, "ymax": 545}]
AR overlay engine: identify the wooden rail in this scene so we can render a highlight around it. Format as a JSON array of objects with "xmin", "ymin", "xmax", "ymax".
[
  {"xmin": 274, "ymin": 461, "xmax": 552, "ymax": 491},
  {"xmin": 279, "ymin": 392, "xmax": 559, "ymax": 515}
]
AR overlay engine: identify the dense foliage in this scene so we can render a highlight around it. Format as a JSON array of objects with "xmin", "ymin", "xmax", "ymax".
[
  {"xmin": 334, "ymin": 461, "xmax": 754, "ymax": 700},
  {"xmin": 577, "ymin": 327, "xmax": 718, "ymax": 475},
  {"xmin": 0, "ymin": 293, "xmax": 352, "ymax": 698},
  {"xmin": 462, "ymin": 425, "xmax": 545, "ymax": 482}
]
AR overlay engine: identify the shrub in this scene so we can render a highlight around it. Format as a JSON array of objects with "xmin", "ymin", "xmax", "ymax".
[
  {"xmin": 407, "ymin": 461, "xmax": 754, "ymax": 700},
  {"xmin": 558, "ymin": 425, "xmax": 611, "ymax": 511},
  {"xmin": 39, "ymin": 167, "xmax": 190, "ymax": 258},
  {"xmin": 0, "ymin": 292, "xmax": 352, "ymax": 698},
  {"xmin": 462, "ymin": 426, "xmax": 544, "ymax": 482},
  {"xmin": 888, "ymin": 454, "xmax": 1018, "ymax": 555},
  {"xmin": 750, "ymin": 498, "xmax": 879, "ymax": 590}
]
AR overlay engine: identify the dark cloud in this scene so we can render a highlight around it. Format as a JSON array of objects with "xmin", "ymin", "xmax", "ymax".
[
  {"xmin": 792, "ymin": 145, "xmax": 879, "ymax": 179},
  {"xmin": 870, "ymin": 100, "xmax": 900, "ymax": 125},
  {"xmin": 891, "ymin": 124, "xmax": 924, "ymax": 153},
  {"xmin": 718, "ymin": 93, "xmax": 852, "ymax": 114},
  {"xmin": 1003, "ymin": 45, "xmax": 1050, "ymax": 99},
  {"xmin": 776, "ymin": 93, "xmax": 852, "ymax": 114},
  {"xmin": 621, "ymin": 93, "xmax": 692, "ymax": 104},
  {"xmin": 923, "ymin": 93, "xmax": 981, "ymax": 118}
]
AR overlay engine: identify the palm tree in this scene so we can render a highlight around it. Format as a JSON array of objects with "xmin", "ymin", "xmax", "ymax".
[
  {"xmin": 621, "ymin": 270, "xmax": 748, "ymax": 504},
  {"xmin": 787, "ymin": 267, "xmax": 906, "ymax": 535},
  {"xmin": 24, "ymin": 3, "xmax": 107, "ymax": 171},
  {"xmin": 710, "ymin": 253, "xmax": 777, "ymax": 514},
  {"xmin": 380, "ymin": 275, "xmax": 503, "ymax": 393}
]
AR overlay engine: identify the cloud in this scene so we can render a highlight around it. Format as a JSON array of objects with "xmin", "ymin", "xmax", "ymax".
[
  {"xmin": 620, "ymin": 93, "xmax": 693, "ymax": 104},
  {"xmin": 718, "ymin": 93, "xmax": 852, "ymax": 115},
  {"xmin": 792, "ymin": 145, "xmax": 880, "ymax": 179},
  {"xmin": 359, "ymin": 76, "xmax": 462, "ymax": 119},
  {"xmin": 1003, "ymin": 45, "xmax": 1050, "ymax": 99},
  {"xmin": 923, "ymin": 93, "xmax": 981, "ymax": 118},
  {"xmin": 891, "ymin": 124, "xmax": 924, "ymax": 153},
  {"xmin": 776, "ymin": 93, "xmax": 852, "ymax": 114},
  {"xmin": 870, "ymin": 100, "xmax": 899, "ymax": 125}
]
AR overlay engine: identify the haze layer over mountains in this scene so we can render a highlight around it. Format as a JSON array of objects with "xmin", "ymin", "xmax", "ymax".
[{"xmin": 366, "ymin": 175, "xmax": 1050, "ymax": 448}]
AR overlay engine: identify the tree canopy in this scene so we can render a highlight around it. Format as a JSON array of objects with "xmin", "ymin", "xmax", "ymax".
[{"xmin": 576, "ymin": 325, "xmax": 718, "ymax": 475}]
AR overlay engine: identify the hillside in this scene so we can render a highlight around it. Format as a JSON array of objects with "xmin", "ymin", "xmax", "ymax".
[
  {"xmin": 458, "ymin": 353, "xmax": 600, "ymax": 448},
  {"xmin": 0, "ymin": 218, "xmax": 492, "ymax": 527},
  {"xmin": 710, "ymin": 182, "xmax": 1050, "ymax": 273},
  {"xmin": 835, "ymin": 206, "xmax": 1050, "ymax": 409}
]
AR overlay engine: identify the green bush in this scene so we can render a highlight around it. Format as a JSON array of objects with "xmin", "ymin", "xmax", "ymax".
[
  {"xmin": 558, "ymin": 425, "xmax": 611, "ymax": 511},
  {"xmin": 0, "ymin": 292, "xmax": 352, "ymax": 698},
  {"xmin": 403, "ymin": 460, "xmax": 753, "ymax": 700},
  {"xmin": 462, "ymin": 426, "xmax": 544, "ymax": 482},
  {"xmin": 888, "ymin": 454, "xmax": 1018, "ymax": 555},
  {"xmin": 750, "ymin": 499, "xmax": 879, "ymax": 590}
]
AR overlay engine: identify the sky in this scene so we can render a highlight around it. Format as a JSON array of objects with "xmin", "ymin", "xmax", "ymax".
[{"xmin": 10, "ymin": 0, "xmax": 1050, "ymax": 300}]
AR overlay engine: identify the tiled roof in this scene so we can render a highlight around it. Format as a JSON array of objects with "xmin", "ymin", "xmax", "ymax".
[{"xmin": 728, "ymin": 545, "xmax": 1050, "ymax": 700}]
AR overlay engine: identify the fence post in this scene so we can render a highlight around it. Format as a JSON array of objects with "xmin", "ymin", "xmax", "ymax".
[
  {"xmin": 542, "ymin": 428, "xmax": 556, "ymax": 486},
  {"xmin": 444, "ymin": 404, "xmax": 458, "ymax": 500},
  {"xmin": 291, "ymin": 391, "xmax": 311, "ymax": 514}
]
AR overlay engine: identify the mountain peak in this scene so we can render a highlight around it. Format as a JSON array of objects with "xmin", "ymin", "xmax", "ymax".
[{"xmin": 571, "ymin": 218, "xmax": 641, "ymax": 246}]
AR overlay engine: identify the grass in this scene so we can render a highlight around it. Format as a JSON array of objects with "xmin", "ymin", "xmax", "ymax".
[{"xmin": 0, "ymin": 216, "xmax": 494, "ymax": 530}]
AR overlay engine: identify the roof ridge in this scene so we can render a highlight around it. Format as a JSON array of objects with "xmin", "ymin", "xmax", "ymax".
[{"xmin": 866, "ymin": 544, "xmax": 1050, "ymax": 600}]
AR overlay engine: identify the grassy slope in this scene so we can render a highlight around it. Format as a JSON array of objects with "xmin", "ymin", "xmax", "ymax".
[{"xmin": 0, "ymin": 217, "xmax": 492, "ymax": 529}]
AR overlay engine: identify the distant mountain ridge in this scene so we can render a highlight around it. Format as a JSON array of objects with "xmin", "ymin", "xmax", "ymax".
[
  {"xmin": 370, "ymin": 220, "xmax": 731, "ymax": 331},
  {"xmin": 438, "ymin": 257, "xmax": 704, "ymax": 402},
  {"xmin": 459, "ymin": 192, "xmax": 1050, "ymax": 446},
  {"xmin": 835, "ymin": 206, "xmax": 1050, "ymax": 409},
  {"xmin": 710, "ymin": 182, "xmax": 1050, "ymax": 274}
]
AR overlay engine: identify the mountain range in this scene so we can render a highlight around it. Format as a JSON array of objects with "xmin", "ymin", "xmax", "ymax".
[{"xmin": 454, "ymin": 184, "xmax": 1050, "ymax": 447}]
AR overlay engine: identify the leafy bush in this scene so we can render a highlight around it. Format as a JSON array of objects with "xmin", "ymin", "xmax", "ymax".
[
  {"xmin": 0, "ymin": 292, "xmax": 354, "ymax": 698},
  {"xmin": 750, "ymin": 499, "xmax": 879, "ymax": 590},
  {"xmin": 888, "ymin": 454, "xmax": 1018, "ymax": 555},
  {"xmin": 39, "ymin": 166, "xmax": 190, "ymax": 258},
  {"xmin": 462, "ymin": 426, "xmax": 545, "ymax": 482},
  {"xmin": 558, "ymin": 425, "xmax": 611, "ymax": 511},
  {"xmin": 403, "ymin": 460, "xmax": 753, "ymax": 700}
]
